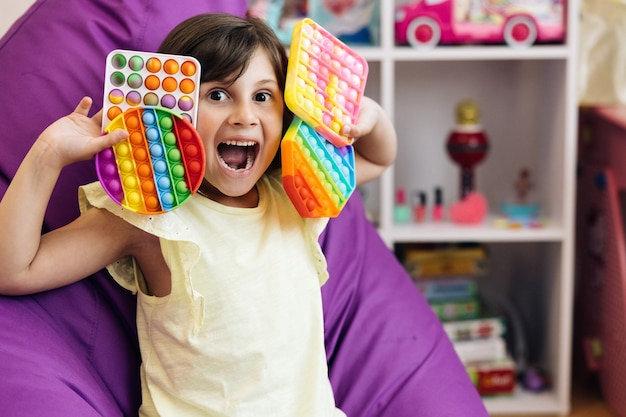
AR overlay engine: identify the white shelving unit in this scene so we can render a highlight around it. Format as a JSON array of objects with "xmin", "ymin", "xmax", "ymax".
[{"xmin": 354, "ymin": 1, "xmax": 580, "ymax": 415}]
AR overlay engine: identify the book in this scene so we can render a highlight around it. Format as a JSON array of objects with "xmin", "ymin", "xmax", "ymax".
[
  {"xmin": 430, "ymin": 298, "xmax": 480, "ymax": 321},
  {"xmin": 466, "ymin": 356, "xmax": 517, "ymax": 396},
  {"xmin": 397, "ymin": 244, "xmax": 487, "ymax": 279},
  {"xmin": 417, "ymin": 277, "xmax": 478, "ymax": 302},
  {"xmin": 443, "ymin": 316, "xmax": 506, "ymax": 342},
  {"xmin": 454, "ymin": 336, "xmax": 507, "ymax": 364}
]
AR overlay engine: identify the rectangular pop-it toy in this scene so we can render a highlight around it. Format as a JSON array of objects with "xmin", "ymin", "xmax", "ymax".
[
  {"xmin": 282, "ymin": 117, "xmax": 355, "ymax": 218},
  {"xmin": 285, "ymin": 18, "xmax": 368, "ymax": 148},
  {"xmin": 102, "ymin": 49, "xmax": 201, "ymax": 128},
  {"xmin": 97, "ymin": 50, "xmax": 205, "ymax": 214}
]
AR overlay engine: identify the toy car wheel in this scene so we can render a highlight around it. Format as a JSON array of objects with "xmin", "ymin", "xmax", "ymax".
[
  {"xmin": 503, "ymin": 16, "xmax": 537, "ymax": 48},
  {"xmin": 406, "ymin": 17, "xmax": 441, "ymax": 48}
]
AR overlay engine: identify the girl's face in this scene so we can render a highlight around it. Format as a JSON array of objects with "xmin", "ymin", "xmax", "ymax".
[{"xmin": 195, "ymin": 48, "xmax": 284, "ymax": 207}]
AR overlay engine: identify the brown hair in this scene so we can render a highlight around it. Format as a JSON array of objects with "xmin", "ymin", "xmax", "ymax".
[{"xmin": 158, "ymin": 14, "xmax": 293, "ymax": 137}]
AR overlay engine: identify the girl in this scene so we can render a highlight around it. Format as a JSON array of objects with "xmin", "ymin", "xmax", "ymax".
[{"xmin": 0, "ymin": 13, "xmax": 396, "ymax": 417}]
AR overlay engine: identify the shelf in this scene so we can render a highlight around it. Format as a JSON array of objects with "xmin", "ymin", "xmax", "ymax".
[
  {"xmin": 385, "ymin": 221, "xmax": 565, "ymax": 243},
  {"xmin": 354, "ymin": 44, "xmax": 573, "ymax": 62},
  {"xmin": 486, "ymin": 388, "xmax": 566, "ymax": 415},
  {"xmin": 367, "ymin": 0, "xmax": 579, "ymax": 414}
]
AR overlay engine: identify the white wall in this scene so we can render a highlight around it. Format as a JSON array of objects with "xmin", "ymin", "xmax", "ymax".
[{"xmin": 1, "ymin": 0, "xmax": 36, "ymax": 37}]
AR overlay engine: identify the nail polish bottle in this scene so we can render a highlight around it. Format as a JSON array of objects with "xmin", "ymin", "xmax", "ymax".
[
  {"xmin": 413, "ymin": 191, "xmax": 426, "ymax": 222},
  {"xmin": 433, "ymin": 187, "xmax": 444, "ymax": 221},
  {"xmin": 394, "ymin": 188, "xmax": 411, "ymax": 223}
]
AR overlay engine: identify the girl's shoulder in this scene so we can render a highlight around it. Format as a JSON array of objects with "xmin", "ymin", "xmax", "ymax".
[{"xmin": 78, "ymin": 181, "xmax": 192, "ymax": 241}]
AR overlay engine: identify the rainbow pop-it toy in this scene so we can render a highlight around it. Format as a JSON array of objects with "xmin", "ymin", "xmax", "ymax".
[
  {"xmin": 102, "ymin": 50, "xmax": 201, "ymax": 128},
  {"xmin": 97, "ymin": 49, "xmax": 206, "ymax": 214},
  {"xmin": 284, "ymin": 18, "xmax": 368, "ymax": 148},
  {"xmin": 95, "ymin": 107, "xmax": 205, "ymax": 214},
  {"xmin": 282, "ymin": 118, "xmax": 355, "ymax": 218},
  {"xmin": 282, "ymin": 18, "xmax": 367, "ymax": 217}
]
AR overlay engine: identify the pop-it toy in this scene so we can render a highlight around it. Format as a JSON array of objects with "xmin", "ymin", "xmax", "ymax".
[
  {"xmin": 281, "ymin": 18, "xmax": 367, "ymax": 217},
  {"xmin": 285, "ymin": 18, "xmax": 368, "ymax": 148},
  {"xmin": 102, "ymin": 50, "xmax": 201, "ymax": 128},
  {"xmin": 95, "ymin": 107, "xmax": 205, "ymax": 214},
  {"xmin": 282, "ymin": 117, "xmax": 355, "ymax": 217}
]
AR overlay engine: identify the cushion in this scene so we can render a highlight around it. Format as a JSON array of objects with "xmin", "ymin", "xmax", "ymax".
[{"xmin": 321, "ymin": 192, "xmax": 487, "ymax": 416}]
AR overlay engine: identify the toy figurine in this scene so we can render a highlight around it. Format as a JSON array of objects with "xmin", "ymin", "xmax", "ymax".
[
  {"xmin": 514, "ymin": 167, "xmax": 533, "ymax": 204},
  {"xmin": 499, "ymin": 167, "xmax": 542, "ymax": 227},
  {"xmin": 446, "ymin": 99, "xmax": 489, "ymax": 199}
]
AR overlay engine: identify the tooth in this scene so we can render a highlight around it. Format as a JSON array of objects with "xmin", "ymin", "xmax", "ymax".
[{"xmin": 223, "ymin": 140, "xmax": 255, "ymax": 147}]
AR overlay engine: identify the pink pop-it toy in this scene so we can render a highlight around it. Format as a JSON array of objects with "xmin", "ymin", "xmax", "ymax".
[{"xmin": 284, "ymin": 18, "xmax": 368, "ymax": 148}]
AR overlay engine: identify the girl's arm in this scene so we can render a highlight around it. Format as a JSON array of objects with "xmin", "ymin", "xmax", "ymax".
[
  {"xmin": 346, "ymin": 96, "xmax": 398, "ymax": 185},
  {"xmin": 0, "ymin": 97, "xmax": 130, "ymax": 295}
]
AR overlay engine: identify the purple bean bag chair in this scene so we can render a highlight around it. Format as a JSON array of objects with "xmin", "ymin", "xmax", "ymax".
[{"xmin": 0, "ymin": 1, "xmax": 488, "ymax": 416}]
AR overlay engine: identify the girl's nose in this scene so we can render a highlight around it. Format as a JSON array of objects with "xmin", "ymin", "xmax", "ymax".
[{"xmin": 229, "ymin": 101, "xmax": 259, "ymax": 126}]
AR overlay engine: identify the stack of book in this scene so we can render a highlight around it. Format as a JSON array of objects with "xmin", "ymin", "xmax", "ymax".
[
  {"xmin": 397, "ymin": 243, "xmax": 486, "ymax": 323},
  {"xmin": 396, "ymin": 243, "xmax": 516, "ymax": 396},
  {"xmin": 445, "ymin": 316, "xmax": 516, "ymax": 396}
]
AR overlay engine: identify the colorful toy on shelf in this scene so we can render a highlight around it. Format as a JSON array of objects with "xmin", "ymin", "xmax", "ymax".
[
  {"xmin": 432, "ymin": 186, "xmax": 445, "ymax": 221},
  {"xmin": 394, "ymin": 0, "xmax": 565, "ymax": 49},
  {"xmin": 393, "ymin": 187, "xmax": 412, "ymax": 223},
  {"xmin": 412, "ymin": 190, "xmax": 427, "ymax": 222},
  {"xmin": 247, "ymin": 0, "xmax": 307, "ymax": 45},
  {"xmin": 449, "ymin": 191, "xmax": 488, "ymax": 224},
  {"xmin": 308, "ymin": 0, "xmax": 378, "ymax": 45},
  {"xmin": 97, "ymin": 50, "xmax": 205, "ymax": 214},
  {"xmin": 101, "ymin": 50, "xmax": 201, "ymax": 128},
  {"xmin": 281, "ymin": 117, "xmax": 355, "ymax": 217},
  {"xmin": 284, "ymin": 18, "xmax": 368, "ymax": 148},
  {"xmin": 282, "ymin": 18, "xmax": 368, "ymax": 217},
  {"xmin": 496, "ymin": 168, "xmax": 543, "ymax": 228},
  {"xmin": 446, "ymin": 99, "xmax": 489, "ymax": 199},
  {"xmin": 95, "ymin": 107, "xmax": 205, "ymax": 214}
]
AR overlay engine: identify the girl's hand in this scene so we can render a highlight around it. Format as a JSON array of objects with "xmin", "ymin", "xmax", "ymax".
[
  {"xmin": 344, "ymin": 96, "xmax": 397, "ymax": 185},
  {"xmin": 342, "ymin": 96, "xmax": 381, "ymax": 140},
  {"xmin": 37, "ymin": 97, "xmax": 128, "ymax": 170}
]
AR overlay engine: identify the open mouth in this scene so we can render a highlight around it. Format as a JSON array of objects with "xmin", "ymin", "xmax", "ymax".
[{"xmin": 217, "ymin": 140, "xmax": 258, "ymax": 171}]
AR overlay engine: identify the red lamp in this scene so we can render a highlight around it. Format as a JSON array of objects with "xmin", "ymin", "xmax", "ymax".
[{"xmin": 446, "ymin": 99, "xmax": 489, "ymax": 199}]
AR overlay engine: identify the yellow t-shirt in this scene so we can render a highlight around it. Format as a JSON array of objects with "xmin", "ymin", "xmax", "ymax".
[{"xmin": 79, "ymin": 172, "xmax": 345, "ymax": 417}]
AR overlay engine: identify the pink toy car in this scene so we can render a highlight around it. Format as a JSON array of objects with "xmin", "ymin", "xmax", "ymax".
[{"xmin": 395, "ymin": 0, "xmax": 565, "ymax": 48}]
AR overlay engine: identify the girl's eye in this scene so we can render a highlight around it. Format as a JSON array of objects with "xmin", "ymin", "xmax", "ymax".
[
  {"xmin": 254, "ymin": 92, "xmax": 271, "ymax": 102},
  {"xmin": 208, "ymin": 90, "xmax": 227, "ymax": 101}
]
